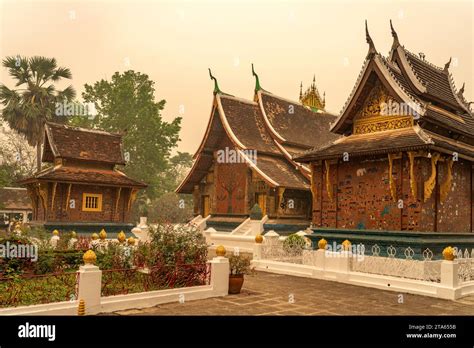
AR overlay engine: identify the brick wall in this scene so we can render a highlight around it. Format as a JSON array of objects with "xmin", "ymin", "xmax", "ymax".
[
  {"xmin": 311, "ymin": 155, "xmax": 472, "ymax": 233},
  {"xmin": 37, "ymin": 183, "xmax": 132, "ymax": 223}
]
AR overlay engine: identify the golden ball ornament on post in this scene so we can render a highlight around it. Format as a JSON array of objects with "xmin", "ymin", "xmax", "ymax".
[
  {"xmin": 318, "ymin": 238, "xmax": 327, "ymax": 250},
  {"xmin": 342, "ymin": 239, "xmax": 351, "ymax": 251},
  {"xmin": 442, "ymin": 246, "xmax": 456, "ymax": 261},
  {"xmin": 99, "ymin": 229, "xmax": 107, "ymax": 240},
  {"xmin": 215, "ymin": 245, "xmax": 226, "ymax": 257},
  {"xmin": 117, "ymin": 231, "xmax": 126, "ymax": 243},
  {"xmin": 83, "ymin": 250, "xmax": 97, "ymax": 265}
]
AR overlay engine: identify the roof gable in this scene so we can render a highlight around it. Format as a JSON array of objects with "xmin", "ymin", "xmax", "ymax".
[
  {"xmin": 176, "ymin": 92, "xmax": 311, "ymax": 193},
  {"xmin": 332, "ymin": 55, "xmax": 424, "ymax": 135}
]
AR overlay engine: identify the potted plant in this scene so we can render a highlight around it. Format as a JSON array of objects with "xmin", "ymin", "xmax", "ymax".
[{"xmin": 228, "ymin": 254, "xmax": 251, "ymax": 294}]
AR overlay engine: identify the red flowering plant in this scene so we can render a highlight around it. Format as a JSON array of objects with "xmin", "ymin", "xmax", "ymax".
[
  {"xmin": 147, "ymin": 223, "xmax": 208, "ymax": 267},
  {"xmin": 0, "ymin": 234, "xmax": 35, "ymax": 276}
]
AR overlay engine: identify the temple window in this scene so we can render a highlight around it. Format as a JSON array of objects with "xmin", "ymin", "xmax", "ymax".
[{"xmin": 82, "ymin": 193, "xmax": 103, "ymax": 212}]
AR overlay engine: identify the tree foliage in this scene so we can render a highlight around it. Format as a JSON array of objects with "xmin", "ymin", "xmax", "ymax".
[
  {"xmin": 0, "ymin": 56, "xmax": 75, "ymax": 170},
  {"xmin": 70, "ymin": 70, "xmax": 183, "ymax": 200},
  {"xmin": 0, "ymin": 122, "xmax": 37, "ymax": 186}
]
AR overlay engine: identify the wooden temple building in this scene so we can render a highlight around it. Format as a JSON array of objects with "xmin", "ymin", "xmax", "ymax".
[
  {"xmin": 18, "ymin": 122, "xmax": 147, "ymax": 234},
  {"xmin": 296, "ymin": 21, "xmax": 474, "ymax": 249},
  {"xmin": 176, "ymin": 67, "xmax": 337, "ymax": 227}
]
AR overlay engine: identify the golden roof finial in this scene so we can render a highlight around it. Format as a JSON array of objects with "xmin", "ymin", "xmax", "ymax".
[{"xmin": 300, "ymin": 76, "xmax": 325, "ymax": 112}]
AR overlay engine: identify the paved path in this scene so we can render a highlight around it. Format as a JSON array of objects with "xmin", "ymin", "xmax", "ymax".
[{"xmin": 114, "ymin": 271, "xmax": 474, "ymax": 315}]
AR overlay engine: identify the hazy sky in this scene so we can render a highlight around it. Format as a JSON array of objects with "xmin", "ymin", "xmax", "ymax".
[{"xmin": 1, "ymin": 0, "xmax": 473, "ymax": 154}]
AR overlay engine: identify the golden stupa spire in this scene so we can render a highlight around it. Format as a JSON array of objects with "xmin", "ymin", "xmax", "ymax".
[{"xmin": 299, "ymin": 75, "xmax": 325, "ymax": 111}]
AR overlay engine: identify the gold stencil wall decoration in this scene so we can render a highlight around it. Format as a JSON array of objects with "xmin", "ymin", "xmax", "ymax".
[
  {"xmin": 423, "ymin": 153, "xmax": 441, "ymax": 202},
  {"xmin": 358, "ymin": 81, "xmax": 391, "ymax": 119},
  {"xmin": 27, "ymin": 186, "xmax": 37, "ymax": 211},
  {"xmin": 353, "ymin": 116, "xmax": 413, "ymax": 135},
  {"xmin": 324, "ymin": 160, "xmax": 333, "ymax": 203},
  {"xmin": 407, "ymin": 151, "xmax": 417, "ymax": 199},
  {"xmin": 352, "ymin": 80, "xmax": 413, "ymax": 135},
  {"xmin": 439, "ymin": 158, "xmax": 454, "ymax": 203},
  {"xmin": 65, "ymin": 183, "xmax": 72, "ymax": 211},
  {"xmin": 127, "ymin": 188, "xmax": 138, "ymax": 212},
  {"xmin": 278, "ymin": 187, "xmax": 286, "ymax": 210},
  {"xmin": 115, "ymin": 187, "xmax": 122, "ymax": 214},
  {"xmin": 37, "ymin": 183, "xmax": 48, "ymax": 213},
  {"xmin": 310, "ymin": 164, "xmax": 318, "ymax": 204},
  {"xmin": 387, "ymin": 153, "xmax": 397, "ymax": 202},
  {"xmin": 51, "ymin": 182, "xmax": 57, "ymax": 210}
]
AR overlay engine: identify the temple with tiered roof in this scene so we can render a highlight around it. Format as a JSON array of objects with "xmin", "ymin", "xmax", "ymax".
[
  {"xmin": 176, "ymin": 66, "xmax": 337, "ymax": 227},
  {"xmin": 296, "ymin": 21, "xmax": 474, "ymax": 250}
]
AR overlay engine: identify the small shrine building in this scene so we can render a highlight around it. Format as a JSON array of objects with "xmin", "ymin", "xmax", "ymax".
[{"xmin": 18, "ymin": 122, "xmax": 147, "ymax": 234}]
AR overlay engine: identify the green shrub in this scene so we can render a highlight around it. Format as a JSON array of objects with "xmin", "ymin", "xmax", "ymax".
[
  {"xmin": 148, "ymin": 223, "xmax": 207, "ymax": 266},
  {"xmin": 283, "ymin": 234, "xmax": 306, "ymax": 254},
  {"xmin": 0, "ymin": 235, "xmax": 35, "ymax": 275},
  {"xmin": 229, "ymin": 254, "xmax": 251, "ymax": 275},
  {"xmin": 34, "ymin": 251, "xmax": 56, "ymax": 274},
  {"xmin": 250, "ymin": 203, "xmax": 263, "ymax": 220},
  {"xmin": 95, "ymin": 243, "xmax": 133, "ymax": 270}
]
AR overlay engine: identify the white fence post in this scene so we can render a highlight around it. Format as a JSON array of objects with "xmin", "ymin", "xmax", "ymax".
[
  {"xmin": 78, "ymin": 251, "xmax": 102, "ymax": 315},
  {"xmin": 253, "ymin": 235, "xmax": 263, "ymax": 260},
  {"xmin": 315, "ymin": 249, "xmax": 326, "ymax": 270},
  {"xmin": 253, "ymin": 243, "xmax": 262, "ymax": 260},
  {"xmin": 209, "ymin": 249, "xmax": 230, "ymax": 296},
  {"xmin": 440, "ymin": 260, "xmax": 459, "ymax": 288}
]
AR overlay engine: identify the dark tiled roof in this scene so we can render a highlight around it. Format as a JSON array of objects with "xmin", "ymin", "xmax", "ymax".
[
  {"xmin": 295, "ymin": 125, "xmax": 474, "ymax": 163},
  {"xmin": 402, "ymin": 49, "xmax": 467, "ymax": 112},
  {"xmin": 219, "ymin": 96, "xmax": 280, "ymax": 154},
  {"xmin": 295, "ymin": 127, "xmax": 432, "ymax": 162},
  {"xmin": 256, "ymin": 155, "xmax": 308, "ymax": 190},
  {"xmin": 260, "ymin": 92, "xmax": 339, "ymax": 148},
  {"xmin": 424, "ymin": 107, "xmax": 474, "ymax": 137},
  {"xmin": 383, "ymin": 60, "xmax": 422, "ymax": 105},
  {"xmin": 0, "ymin": 187, "xmax": 32, "ymax": 210},
  {"xmin": 424, "ymin": 130, "xmax": 474, "ymax": 160},
  {"xmin": 43, "ymin": 123, "xmax": 125, "ymax": 165},
  {"xmin": 20, "ymin": 166, "xmax": 146, "ymax": 187}
]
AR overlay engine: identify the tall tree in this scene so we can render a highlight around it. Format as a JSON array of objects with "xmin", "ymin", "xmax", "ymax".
[
  {"xmin": 71, "ymin": 70, "xmax": 182, "ymax": 199},
  {"xmin": 0, "ymin": 56, "xmax": 76, "ymax": 171},
  {"xmin": 0, "ymin": 122, "xmax": 37, "ymax": 185}
]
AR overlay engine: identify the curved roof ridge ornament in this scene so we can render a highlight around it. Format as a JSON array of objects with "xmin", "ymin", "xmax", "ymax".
[
  {"xmin": 390, "ymin": 19, "xmax": 400, "ymax": 49},
  {"xmin": 444, "ymin": 57, "xmax": 452, "ymax": 71},
  {"xmin": 252, "ymin": 63, "xmax": 262, "ymax": 92},
  {"xmin": 365, "ymin": 20, "xmax": 377, "ymax": 57},
  {"xmin": 458, "ymin": 82, "xmax": 465, "ymax": 96},
  {"xmin": 208, "ymin": 68, "xmax": 221, "ymax": 95}
]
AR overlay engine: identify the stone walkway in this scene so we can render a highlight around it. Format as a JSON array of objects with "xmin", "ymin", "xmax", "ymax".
[{"xmin": 114, "ymin": 271, "xmax": 474, "ymax": 315}]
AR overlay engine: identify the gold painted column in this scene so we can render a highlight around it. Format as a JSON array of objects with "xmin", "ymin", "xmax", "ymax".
[{"xmin": 424, "ymin": 153, "xmax": 441, "ymax": 202}]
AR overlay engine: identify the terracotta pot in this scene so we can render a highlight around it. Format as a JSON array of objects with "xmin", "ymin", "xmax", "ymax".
[{"xmin": 228, "ymin": 274, "xmax": 244, "ymax": 294}]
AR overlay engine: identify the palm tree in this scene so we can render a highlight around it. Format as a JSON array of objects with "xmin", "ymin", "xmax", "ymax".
[{"xmin": 0, "ymin": 56, "xmax": 76, "ymax": 171}]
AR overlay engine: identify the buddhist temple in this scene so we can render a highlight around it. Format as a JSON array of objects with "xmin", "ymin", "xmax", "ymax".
[
  {"xmin": 176, "ymin": 67, "xmax": 337, "ymax": 229},
  {"xmin": 296, "ymin": 21, "xmax": 474, "ymax": 251},
  {"xmin": 18, "ymin": 122, "xmax": 147, "ymax": 235}
]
